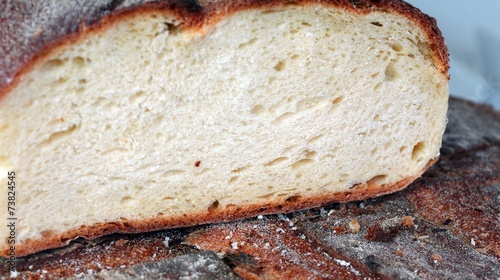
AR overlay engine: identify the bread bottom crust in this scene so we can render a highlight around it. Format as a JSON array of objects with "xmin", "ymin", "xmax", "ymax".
[{"xmin": 3, "ymin": 158, "xmax": 436, "ymax": 257}]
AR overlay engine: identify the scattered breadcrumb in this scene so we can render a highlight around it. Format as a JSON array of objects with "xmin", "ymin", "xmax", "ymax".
[
  {"xmin": 335, "ymin": 259, "xmax": 351, "ymax": 266},
  {"xmin": 333, "ymin": 225, "xmax": 347, "ymax": 234},
  {"xmin": 432, "ymin": 253, "xmax": 442, "ymax": 262},
  {"xmin": 471, "ymin": 238, "xmax": 476, "ymax": 246},
  {"xmin": 320, "ymin": 207, "xmax": 328, "ymax": 217},
  {"xmin": 334, "ymin": 259, "xmax": 361, "ymax": 276},
  {"xmin": 348, "ymin": 219, "xmax": 361, "ymax": 233},
  {"xmin": 163, "ymin": 236, "xmax": 170, "ymax": 248},
  {"xmin": 402, "ymin": 216, "xmax": 415, "ymax": 227},
  {"xmin": 115, "ymin": 239, "xmax": 128, "ymax": 246},
  {"xmin": 10, "ymin": 271, "xmax": 19, "ymax": 278},
  {"xmin": 277, "ymin": 214, "xmax": 288, "ymax": 221}
]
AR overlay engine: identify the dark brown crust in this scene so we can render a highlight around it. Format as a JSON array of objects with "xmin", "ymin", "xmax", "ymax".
[
  {"xmin": 0, "ymin": 0, "xmax": 449, "ymax": 99},
  {"xmin": 2, "ymin": 159, "xmax": 436, "ymax": 257},
  {"xmin": 0, "ymin": 0, "xmax": 447, "ymax": 257}
]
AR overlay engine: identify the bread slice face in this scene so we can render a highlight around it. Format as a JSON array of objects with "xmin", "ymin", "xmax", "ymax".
[{"xmin": 0, "ymin": 0, "xmax": 449, "ymax": 256}]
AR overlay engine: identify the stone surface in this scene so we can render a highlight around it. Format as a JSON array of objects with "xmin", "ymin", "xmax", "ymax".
[{"xmin": 73, "ymin": 251, "xmax": 240, "ymax": 280}]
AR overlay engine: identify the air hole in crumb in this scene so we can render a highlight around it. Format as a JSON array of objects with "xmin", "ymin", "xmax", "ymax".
[
  {"xmin": 165, "ymin": 22, "xmax": 178, "ymax": 35},
  {"xmin": 129, "ymin": 91, "xmax": 146, "ymax": 105},
  {"xmin": 411, "ymin": 142, "xmax": 426, "ymax": 161},
  {"xmin": 251, "ymin": 104, "xmax": 265, "ymax": 115},
  {"xmin": 291, "ymin": 159, "xmax": 314, "ymax": 169},
  {"xmin": 228, "ymin": 176, "xmax": 239, "ymax": 184},
  {"xmin": 390, "ymin": 43, "xmax": 403, "ymax": 52},
  {"xmin": 72, "ymin": 56, "xmax": 86, "ymax": 68},
  {"xmin": 385, "ymin": 63, "xmax": 400, "ymax": 82},
  {"xmin": 257, "ymin": 192, "xmax": 276, "ymax": 199},
  {"xmin": 306, "ymin": 151, "xmax": 317, "ymax": 159},
  {"xmin": 43, "ymin": 58, "xmax": 65, "ymax": 70},
  {"xmin": 153, "ymin": 115, "xmax": 164, "ymax": 126},
  {"xmin": 371, "ymin": 21, "xmax": 383, "ymax": 27},
  {"xmin": 37, "ymin": 124, "xmax": 77, "ymax": 147},
  {"xmin": 301, "ymin": 21, "xmax": 312, "ymax": 27},
  {"xmin": 208, "ymin": 200, "xmax": 220, "ymax": 212},
  {"xmin": 366, "ymin": 175, "xmax": 387, "ymax": 186},
  {"xmin": 40, "ymin": 230, "xmax": 56, "ymax": 238},
  {"xmin": 286, "ymin": 195, "xmax": 301, "ymax": 203},
  {"xmin": 265, "ymin": 157, "xmax": 288, "ymax": 166},
  {"xmin": 273, "ymin": 61, "xmax": 285, "ymax": 71},
  {"xmin": 332, "ymin": 96, "xmax": 344, "ymax": 104},
  {"xmin": 53, "ymin": 77, "xmax": 68, "ymax": 85},
  {"xmin": 272, "ymin": 112, "xmax": 296, "ymax": 125},
  {"xmin": 307, "ymin": 134, "xmax": 324, "ymax": 145},
  {"xmin": 296, "ymin": 97, "xmax": 329, "ymax": 111},
  {"xmin": 162, "ymin": 170, "xmax": 185, "ymax": 177},
  {"xmin": 238, "ymin": 38, "xmax": 258, "ymax": 49},
  {"xmin": 291, "ymin": 54, "xmax": 299, "ymax": 59},
  {"xmin": 200, "ymin": 168, "xmax": 211, "ymax": 174},
  {"xmin": 232, "ymin": 166, "xmax": 248, "ymax": 173},
  {"xmin": 120, "ymin": 196, "xmax": 137, "ymax": 207}
]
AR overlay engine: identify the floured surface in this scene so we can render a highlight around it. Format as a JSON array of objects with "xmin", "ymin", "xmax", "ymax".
[{"xmin": 0, "ymin": 98, "xmax": 498, "ymax": 279}]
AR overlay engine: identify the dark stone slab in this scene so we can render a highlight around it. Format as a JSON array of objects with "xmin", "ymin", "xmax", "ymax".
[
  {"xmin": 299, "ymin": 196, "xmax": 500, "ymax": 280},
  {"xmin": 441, "ymin": 98, "xmax": 500, "ymax": 156},
  {"xmin": 76, "ymin": 251, "xmax": 240, "ymax": 280}
]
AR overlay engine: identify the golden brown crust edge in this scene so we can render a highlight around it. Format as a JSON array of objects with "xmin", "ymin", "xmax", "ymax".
[
  {"xmin": 0, "ymin": 0, "xmax": 449, "ymax": 99},
  {"xmin": 1, "ymin": 159, "xmax": 437, "ymax": 257}
]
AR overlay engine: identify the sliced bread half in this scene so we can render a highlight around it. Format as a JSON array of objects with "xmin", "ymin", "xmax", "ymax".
[{"xmin": 0, "ymin": 0, "xmax": 449, "ymax": 256}]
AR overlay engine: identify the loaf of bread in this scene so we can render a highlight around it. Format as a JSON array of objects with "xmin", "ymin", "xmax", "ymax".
[{"xmin": 0, "ymin": 0, "xmax": 449, "ymax": 257}]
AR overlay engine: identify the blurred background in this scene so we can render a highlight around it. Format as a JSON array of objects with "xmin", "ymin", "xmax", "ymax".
[{"xmin": 406, "ymin": 0, "xmax": 500, "ymax": 110}]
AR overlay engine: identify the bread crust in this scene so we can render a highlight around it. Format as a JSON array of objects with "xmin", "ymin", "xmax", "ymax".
[
  {"xmin": 2, "ymin": 159, "xmax": 436, "ymax": 257},
  {"xmin": 0, "ymin": 0, "xmax": 447, "ymax": 256},
  {"xmin": 0, "ymin": 0, "xmax": 449, "ymax": 99}
]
